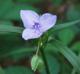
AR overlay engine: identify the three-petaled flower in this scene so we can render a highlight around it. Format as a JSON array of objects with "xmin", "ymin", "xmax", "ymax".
[{"xmin": 20, "ymin": 10, "xmax": 57, "ymax": 40}]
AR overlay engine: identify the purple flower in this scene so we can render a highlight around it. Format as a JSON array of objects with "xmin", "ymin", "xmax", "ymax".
[{"xmin": 20, "ymin": 10, "xmax": 57, "ymax": 40}]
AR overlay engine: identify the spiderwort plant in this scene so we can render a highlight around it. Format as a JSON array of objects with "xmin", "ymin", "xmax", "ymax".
[{"xmin": 20, "ymin": 10, "xmax": 57, "ymax": 71}]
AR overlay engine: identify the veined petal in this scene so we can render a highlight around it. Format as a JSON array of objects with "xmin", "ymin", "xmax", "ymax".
[
  {"xmin": 39, "ymin": 13, "xmax": 57, "ymax": 32},
  {"xmin": 22, "ymin": 29, "xmax": 42, "ymax": 40},
  {"xmin": 20, "ymin": 10, "xmax": 39, "ymax": 28}
]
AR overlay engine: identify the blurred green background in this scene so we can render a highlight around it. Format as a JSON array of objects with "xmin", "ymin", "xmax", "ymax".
[{"xmin": 0, "ymin": 0, "xmax": 80, "ymax": 74}]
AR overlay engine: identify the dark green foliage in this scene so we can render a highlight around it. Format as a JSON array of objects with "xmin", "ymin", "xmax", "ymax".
[{"xmin": 0, "ymin": 0, "xmax": 80, "ymax": 74}]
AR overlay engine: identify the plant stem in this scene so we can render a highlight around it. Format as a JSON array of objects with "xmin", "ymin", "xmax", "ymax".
[
  {"xmin": 36, "ymin": 38, "xmax": 41, "ymax": 55},
  {"xmin": 40, "ymin": 47, "xmax": 50, "ymax": 74},
  {"xmin": 35, "ymin": 33, "xmax": 50, "ymax": 74}
]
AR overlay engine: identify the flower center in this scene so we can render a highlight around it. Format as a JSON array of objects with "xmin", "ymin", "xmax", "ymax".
[{"xmin": 33, "ymin": 22, "xmax": 40, "ymax": 30}]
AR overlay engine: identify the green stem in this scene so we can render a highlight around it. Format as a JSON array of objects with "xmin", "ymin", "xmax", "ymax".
[
  {"xmin": 35, "ymin": 33, "xmax": 50, "ymax": 74},
  {"xmin": 40, "ymin": 47, "xmax": 50, "ymax": 74},
  {"xmin": 35, "ymin": 38, "xmax": 42, "ymax": 55},
  {"xmin": 40, "ymin": 34, "xmax": 50, "ymax": 74}
]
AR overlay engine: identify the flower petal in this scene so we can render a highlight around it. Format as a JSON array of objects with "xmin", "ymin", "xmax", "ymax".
[
  {"xmin": 22, "ymin": 29, "xmax": 42, "ymax": 40},
  {"xmin": 20, "ymin": 10, "xmax": 39, "ymax": 28},
  {"xmin": 39, "ymin": 13, "xmax": 57, "ymax": 32}
]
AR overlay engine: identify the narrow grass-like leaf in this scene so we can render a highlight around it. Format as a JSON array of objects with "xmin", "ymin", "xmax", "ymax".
[
  {"xmin": 5, "ymin": 66, "xmax": 34, "ymax": 74},
  {"xmin": 54, "ymin": 20, "xmax": 80, "ymax": 31},
  {"xmin": 0, "ymin": 25, "xmax": 23, "ymax": 33},
  {"xmin": 48, "ymin": 19, "xmax": 80, "ymax": 35},
  {"xmin": 0, "ymin": 47, "xmax": 35, "ymax": 58},
  {"xmin": 40, "ymin": 53, "xmax": 60, "ymax": 74},
  {"xmin": 53, "ymin": 40, "xmax": 80, "ymax": 72}
]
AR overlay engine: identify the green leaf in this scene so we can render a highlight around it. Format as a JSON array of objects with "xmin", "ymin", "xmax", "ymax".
[
  {"xmin": 53, "ymin": 19, "xmax": 80, "ymax": 31},
  {"xmin": 44, "ymin": 43, "xmax": 58, "ymax": 53},
  {"xmin": 0, "ymin": 47, "xmax": 35, "ymax": 58},
  {"xmin": 0, "ymin": 21, "xmax": 16, "ymax": 34},
  {"xmin": 49, "ymin": 20, "xmax": 80, "ymax": 35},
  {"xmin": 0, "ymin": 21, "xmax": 13, "ymax": 26},
  {"xmin": 0, "ymin": 34, "xmax": 35, "ymax": 59},
  {"xmin": 0, "ymin": 24, "xmax": 23, "ymax": 34},
  {"xmin": 53, "ymin": 39, "xmax": 80, "ymax": 72},
  {"xmin": 40, "ymin": 53, "xmax": 60, "ymax": 74},
  {"xmin": 58, "ymin": 28, "xmax": 76, "ymax": 45},
  {"xmin": 4, "ymin": 66, "xmax": 34, "ymax": 74},
  {"xmin": 0, "ymin": 67, "xmax": 5, "ymax": 74},
  {"xmin": 60, "ymin": 61, "xmax": 72, "ymax": 74},
  {"xmin": 71, "ymin": 42, "xmax": 80, "ymax": 52}
]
